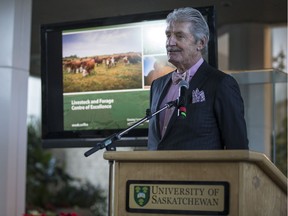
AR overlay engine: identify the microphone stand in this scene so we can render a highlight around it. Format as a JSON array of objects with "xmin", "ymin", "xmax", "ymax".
[{"xmin": 84, "ymin": 99, "xmax": 177, "ymax": 157}]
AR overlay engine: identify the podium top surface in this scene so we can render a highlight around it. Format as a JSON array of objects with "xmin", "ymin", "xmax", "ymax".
[
  {"xmin": 104, "ymin": 150, "xmax": 261, "ymax": 161},
  {"xmin": 104, "ymin": 150, "xmax": 287, "ymax": 193}
]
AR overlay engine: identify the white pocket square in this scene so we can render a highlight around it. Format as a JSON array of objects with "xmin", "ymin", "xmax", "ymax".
[{"xmin": 192, "ymin": 88, "xmax": 206, "ymax": 103}]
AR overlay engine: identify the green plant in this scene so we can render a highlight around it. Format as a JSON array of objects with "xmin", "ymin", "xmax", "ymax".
[{"xmin": 26, "ymin": 117, "xmax": 107, "ymax": 215}]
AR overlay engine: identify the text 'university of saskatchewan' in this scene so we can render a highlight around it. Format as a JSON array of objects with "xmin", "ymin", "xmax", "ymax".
[{"xmin": 151, "ymin": 186, "xmax": 220, "ymax": 206}]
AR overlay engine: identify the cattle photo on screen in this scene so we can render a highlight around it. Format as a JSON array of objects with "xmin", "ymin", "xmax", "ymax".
[{"xmin": 62, "ymin": 20, "xmax": 175, "ymax": 131}]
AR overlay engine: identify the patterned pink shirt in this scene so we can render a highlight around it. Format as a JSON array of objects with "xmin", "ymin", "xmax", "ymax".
[{"xmin": 159, "ymin": 58, "xmax": 204, "ymax": 137}]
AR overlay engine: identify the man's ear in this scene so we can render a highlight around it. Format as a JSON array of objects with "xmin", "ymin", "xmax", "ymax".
[{"xmin": 198, "ymin": 36, "xmax": 208, "ymax": 50}]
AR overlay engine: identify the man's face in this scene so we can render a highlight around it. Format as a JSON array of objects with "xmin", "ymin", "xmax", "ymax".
[{"xmin": 165, "ymin": 22, "xmax": 202, "ymax": 72}]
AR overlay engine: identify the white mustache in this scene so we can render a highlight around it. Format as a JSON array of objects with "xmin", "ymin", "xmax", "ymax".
[{"xmin": 166, "ymin": 47, "xmax": 181, "ymax": 52}]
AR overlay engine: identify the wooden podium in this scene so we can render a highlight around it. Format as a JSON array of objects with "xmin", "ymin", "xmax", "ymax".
[{"xmin": 103, "ymin": 150, "xmax": 287, "ymax": 216}]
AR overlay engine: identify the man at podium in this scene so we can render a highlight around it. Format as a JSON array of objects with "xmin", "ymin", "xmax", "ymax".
[{"xmin": 147, "ymin": 7, "xmax": 249, "ymax": 151}]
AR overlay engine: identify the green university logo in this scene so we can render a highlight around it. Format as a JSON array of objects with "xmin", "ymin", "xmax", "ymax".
[{"xmin": 134, "ymin": 186, "xmax": 150, "ymax": 207}]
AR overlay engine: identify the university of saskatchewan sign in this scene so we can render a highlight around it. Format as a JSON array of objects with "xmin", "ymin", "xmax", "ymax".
[{"xmin": 126, "ymin": 180, "xmax": 229, "ymax": 215}]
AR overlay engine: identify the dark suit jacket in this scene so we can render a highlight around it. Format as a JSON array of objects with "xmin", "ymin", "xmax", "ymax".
[{"xmin": 147, "ymin": 61, "xmax": 249, "ymax": 150}]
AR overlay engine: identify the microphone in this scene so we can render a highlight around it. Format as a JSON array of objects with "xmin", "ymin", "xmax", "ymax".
[{"xmin": 177, "ymin": 80, "xmax": 189, "ymax": 118}]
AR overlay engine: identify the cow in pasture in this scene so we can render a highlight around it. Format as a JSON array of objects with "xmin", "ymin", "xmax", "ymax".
[
  {"xmin": 81, "ymin": 58, "xmax": 95, "ymax": 77},
  {"xmin": 93, "ymin": 56, "xmax": 103, "ymax": 67},
  {"xmin": 114, "ymin": 55, "xmax": 123, "ymax": 63},
  {"xmin": 63, "ymin": 60, "xmax": 72, "ymax": 72},
  {"xmin": 105, "ymin": 56, "xmax": 116, "ymax": 68},
  {"xmin": 63, "ymin": 59, "xmax": 83, "ymax": 73},
  {"xmin": 123, "ymin": 56, "xmax": 130, "ymax": 65},
  {"xmin": 122, "ymin": 54, "xmax": 142, "ymax": 65}
]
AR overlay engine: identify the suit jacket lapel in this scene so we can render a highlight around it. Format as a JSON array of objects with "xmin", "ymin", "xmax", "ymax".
[
  {"xmin": 155, "ymin": 72, "xmax": 174, "ymax": 139},
  {"xmin": 188, "ymin": 61, "xmax": 210, "ymax": 99},
  {"xmin": 161, "ymin": 61, "xmax": 211, "ymax": 140}
]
